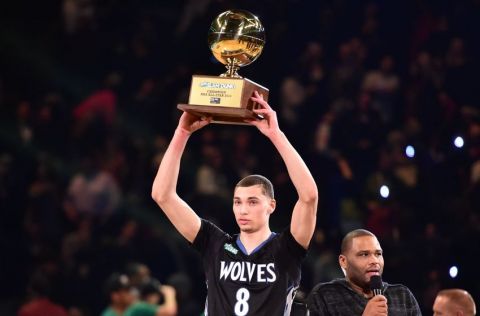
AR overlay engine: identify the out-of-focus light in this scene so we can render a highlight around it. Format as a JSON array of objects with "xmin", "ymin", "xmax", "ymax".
[
  {"xmin": 380, "ymin": 185, "xmax": 389, "ymax": 198},
  {"xmin": 405, "ymin": 145, "xmax": 415, "ymax": 158},
  {"xmin": 449, "ymin": 266, "xmax": 458, "ymax": 278},
  {"xmin": 454, "ymin": 136, "xmax": 464, "ymax": 148}
]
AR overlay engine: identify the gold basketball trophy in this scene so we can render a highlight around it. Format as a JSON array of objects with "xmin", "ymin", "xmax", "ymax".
[{"xmin": 178, "ymin": 9, "xmax": 269, "ymax": 125}]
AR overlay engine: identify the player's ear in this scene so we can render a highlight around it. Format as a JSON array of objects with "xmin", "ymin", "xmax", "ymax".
[{"xmin": 268, "ymin": 199, "xmax": 276, "ymax": 214}]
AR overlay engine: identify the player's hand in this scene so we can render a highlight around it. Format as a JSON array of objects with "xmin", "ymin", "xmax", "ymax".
[
  {"xmin": 247, "ymin": 91, "xmax": 280, "ymax": 138},
  {"xmin": 362, "ymin": 295, "xmax": 388, "ymax": 316},
  {"xmin": 177, "ymin": 112, "xmax": 211, "ymax": 135}
]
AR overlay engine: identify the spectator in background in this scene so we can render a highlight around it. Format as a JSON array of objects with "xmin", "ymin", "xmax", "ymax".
[
  {"xmin": 73, "ymin": 72, "xmax": 120, "ymax": 126},
  {"xmin": 306, "ymin": 229, "xmax": 421, "ymax": 315},
  {"xmin": 62, "ymin": 0, "xmax": 95, "ymax": 34},
  {"xmin": 23, "ymin": 158, "xmax": 64, "ymax": 253},
  {"xmin": 229, "ymin": 130, "xmax": 258, "ymax": 179},
  {"xmin": 64, "ymin": 155, "xmax": 121, "ymax": 223},
  {"xmin": 124, "ymin": 277, "xmax": 177, "ymax": 316},
  {"xmin": 433, "ymin": 289, "xmax": 476, "ymax": 316},
  {"xmin": 101, "ymin": 273, "xmax": 135, "ymax": 316},
  {"xmin": 329, "ymin": 38, "xmax": 367, "ymax": 100},
  {"xmin": 166, "ymin": 272, "xmax": 202, "ymax": 316},
  {"xmin": 71, "ymin": 72, "xmax": 121, "ymax": 154},
  {"xmin": 194, "ymin": 144, "xmax": 230, "ymax": 200},
  {"xmin": 15, "ymin": 101, "xmax": 34, "ymax": 145},
  {"xmin": 191, "ymin": 143, "xmax": 234, "ymax": 230},
  {"xmin": 362, "ymin": 55, "xmax": 400, "ymax": 124},
  {"xmin": 18, "ymin": 272, "xmax": 68, "ymax": 316},
  {"xmin": 278, "ymin": 76, "xmax": 307, "ymax": 131},
  {"xmin": 468, "ymin": 160, "xmax": 480, "ymax": 214},
  {"xmin": 126, "ymin": 262, "xmax": 151, "ymax": 289}
]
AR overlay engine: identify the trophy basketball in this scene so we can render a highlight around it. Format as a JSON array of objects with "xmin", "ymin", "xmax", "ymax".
[{"xmin": 177, "ymin": 9, "xmax": 269, "ymax": 125}]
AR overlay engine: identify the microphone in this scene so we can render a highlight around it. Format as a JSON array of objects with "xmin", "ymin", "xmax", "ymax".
[{"xmin": 370, "ymin": 275, "xmax": 383, "ymax": 296}]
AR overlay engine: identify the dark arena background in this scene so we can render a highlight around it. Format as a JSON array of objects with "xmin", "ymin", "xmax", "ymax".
[{"xmin": 1, "ymin": 0, "xmax": 479, "ymax": 315}]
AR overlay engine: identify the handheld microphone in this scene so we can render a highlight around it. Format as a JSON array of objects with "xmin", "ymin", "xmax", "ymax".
[{"xmin": 370, "ymin": 275, "xmax": 383, "ymax": 296}]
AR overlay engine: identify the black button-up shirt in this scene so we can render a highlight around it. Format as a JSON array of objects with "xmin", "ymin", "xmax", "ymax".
[{"xmin": 306, "ymin": 278, "xmax": 422, "ymax": 315}]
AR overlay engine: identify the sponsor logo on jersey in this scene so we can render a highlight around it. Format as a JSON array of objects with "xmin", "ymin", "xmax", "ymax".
[
  {"xmin": 220, "ymin": 261, "xmax": 277, "ymax": 283},
  {"xmin": 224, "ymin": 243, "xmax": 238, "ymax": 255}
]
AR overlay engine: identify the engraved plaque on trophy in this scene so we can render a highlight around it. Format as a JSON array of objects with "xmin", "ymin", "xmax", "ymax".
[{"xmin": 177, "ymin": 9, "xmax": 269, "ymax": 125}]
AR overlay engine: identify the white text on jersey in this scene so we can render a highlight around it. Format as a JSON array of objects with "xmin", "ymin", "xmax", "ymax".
[{"xmin": 220, "ymin": 261, "xmax": 277, "ymax": 283}]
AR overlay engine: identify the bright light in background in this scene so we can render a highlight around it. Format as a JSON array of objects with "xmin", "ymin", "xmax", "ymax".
[
  {"xmin": 380, "ymin": 185, "xmax": 390, "ymax": 198},
  {"xmin": 449, "ymin": 266, "xmax": 458, "ymax": 278},
  {"xmin": 405, "ymin": 145, "xmax": 415, "ymax": 158},
  {"xmin": 454, "ymin": 136, "xmax": 464, "ymax": 148}
]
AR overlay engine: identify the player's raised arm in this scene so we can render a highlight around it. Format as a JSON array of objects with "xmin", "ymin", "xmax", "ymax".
[
  {"xmin": 151, "ymin": 112, "xmax": 211, "ymax": 243},
  {"xmin": 248, "ymin": 91, "xmax": 319, "ymax": 249}
]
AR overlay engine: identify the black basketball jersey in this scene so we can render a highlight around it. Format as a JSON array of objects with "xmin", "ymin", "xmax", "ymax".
[{"xmin": 192, "ymin": 219, "xmax": 307, "ymax": 316}]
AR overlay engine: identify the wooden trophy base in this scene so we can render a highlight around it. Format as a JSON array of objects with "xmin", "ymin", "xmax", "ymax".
[
  {"xmin": 177, "ymin": 104, "xmax": 263, "ymax": 125},
  {"xmin": 178, "ymin": 75, "xmax": 269, "ymax": 125}
]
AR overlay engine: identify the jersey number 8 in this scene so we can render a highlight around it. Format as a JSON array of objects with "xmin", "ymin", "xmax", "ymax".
[{"xmin": 234, "ymin": 288, "xmax": 250, "ymax": 316}]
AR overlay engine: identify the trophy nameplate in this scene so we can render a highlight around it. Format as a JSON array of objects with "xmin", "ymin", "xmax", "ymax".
[{"xmin": 178, "ymin": 75, "xmax": 269, "ymax": 125}]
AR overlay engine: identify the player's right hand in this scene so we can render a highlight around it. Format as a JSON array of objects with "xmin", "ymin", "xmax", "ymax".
[
  {"xmin": 362, "ymin": 295, "xmax": 388, "ymax": 316},
  {"xmin": 178, "ymin": 112, "xmax": 211, "ymax": 135}
]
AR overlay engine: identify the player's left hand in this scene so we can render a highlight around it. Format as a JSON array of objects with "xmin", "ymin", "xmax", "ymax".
[{"xmin": 247, "ymin": 91, "xmax": 280, "ymax": 137}]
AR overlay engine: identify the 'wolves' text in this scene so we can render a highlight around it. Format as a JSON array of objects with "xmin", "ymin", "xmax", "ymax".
[{"xmin": 220, "ymin": 261, "xmax": 276, "ymax": 283}]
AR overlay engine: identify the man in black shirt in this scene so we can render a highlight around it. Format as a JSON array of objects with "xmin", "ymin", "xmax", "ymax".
[
  {"xmin": 152, "ymin": 91, "xmax": 318, "ymax": 315},
  {"xmin": 306, "ymin": 229, "xmax": 421, "ymax": 315}
]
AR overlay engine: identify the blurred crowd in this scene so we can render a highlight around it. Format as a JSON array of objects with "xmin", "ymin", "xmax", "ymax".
[{"xmin": 1, "ymin": 0, "xmax": 480, "ymax": 315}]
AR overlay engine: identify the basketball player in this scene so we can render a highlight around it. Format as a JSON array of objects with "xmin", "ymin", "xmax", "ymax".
[{"xmin": 152, "ymin": 91, "xmax": 318, "ymax": 315}]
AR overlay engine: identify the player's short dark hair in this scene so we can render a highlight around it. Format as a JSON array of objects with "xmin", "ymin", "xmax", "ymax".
[
  {"xmin": 341, "ymin": 229, "xmax": 376, "ymax": 254},
  {"xmin": 235, "ymin": 174, "xmax": 274, "ymax": 199}
]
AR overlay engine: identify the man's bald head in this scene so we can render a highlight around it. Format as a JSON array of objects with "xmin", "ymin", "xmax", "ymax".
[{"xmin": 433, "ymin": 289, "xmax": 476, "ymax": 316}]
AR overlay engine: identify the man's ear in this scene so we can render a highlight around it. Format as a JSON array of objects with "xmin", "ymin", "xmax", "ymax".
[
  {"xmin": 268, "ymin": 199, "xmax": 276, "ymax": 214},
  {"xmin": 339, "ymin": 254, "xmax": 347, "ymax": 271}
]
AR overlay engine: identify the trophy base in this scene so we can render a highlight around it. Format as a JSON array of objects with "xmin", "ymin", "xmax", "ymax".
[{"xmin": 177, "ymin": 104, "xmax": 263, "ymax": 125}]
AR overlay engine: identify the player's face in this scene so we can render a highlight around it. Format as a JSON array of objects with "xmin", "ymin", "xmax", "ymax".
[
  {"xmin": 432, "ymin": 296, "xmax": 455, "ymax": 316},
  {"xmin": 339, "ymin": 236, "xmax": 384, "ymax": 290},
  {"xmin": 233, "ymin": 185, "xmax": 275, "ymax": 233}
]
